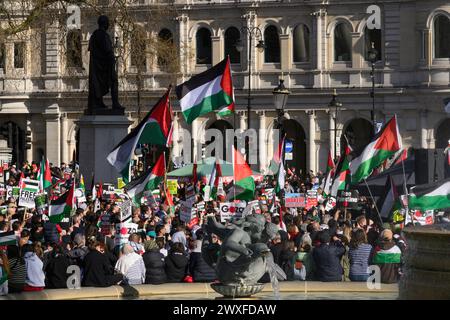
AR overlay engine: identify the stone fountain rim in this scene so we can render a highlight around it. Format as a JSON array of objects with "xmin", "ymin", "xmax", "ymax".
[{"xmin": 402, "ymin": 223, "xmax": 450, "ymax": 236}]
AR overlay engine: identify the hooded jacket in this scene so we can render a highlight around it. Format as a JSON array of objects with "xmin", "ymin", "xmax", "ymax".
[
  {"xmin": 24, "ymin": 252, "xmax": 45, "ymax": 287},
  {"xmin": 44, "ymin": 253, "xmax": 70, "ymax": 289},
  {"xmin": 165, "ymin": 252, "xmax": 188, "ymax": 283},
  {"xmin": 189, "ymin": 240, "xmax": 216, "ymax": 282},
  {"xmin": 371, "ymin": 241, "xmax": 401, "ymax": 284},
  {"xmin": 82, "ymin": 249, "xmax": 122, "ymax": 287},
  {"xmin": 143, "ymin": 249, "xmax": 167, "ymax": 284},
  {"xmin": 312, "ymin": 241, "xmax": 346, "ymax": 282}
]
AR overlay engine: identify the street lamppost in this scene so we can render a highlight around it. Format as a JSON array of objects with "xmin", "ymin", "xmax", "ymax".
[
  {"xmin": 329, "ymin": 89, "xmax": 342, "ymax": 161},
  {"xmin": 367, "ymin": 42, "xmax": 378, "ymax": 135},
  {"xmin": 235, "ymin": 27, "xmax": 265, "ymax": 131}
]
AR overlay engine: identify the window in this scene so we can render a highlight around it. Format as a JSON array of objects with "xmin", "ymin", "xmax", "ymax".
[
  {"xmin": 224, "ymin": 27, "xmax": 240, "ymax": 64},
  {"xmin": 364, "ymin": 27, "xmax": 382, "ymax": 61},
  {"xmin": 264, "ymin": 25, "xmax": 280, "ymax": 63},
  {"xmin": 293, "ymin": 24, "xmax": 310, "ymax": 62},
  {"xmin": 66, "ymin": 30, "xmax": 82, "ymax": 68},
  {"xmin": 434, "ymin": 15, "xmax": 450, "ymax": 58},
  {"xmin": 157, "ymin": 28, "xmax": 173, "ymax": 69},
  {"xmin": 196, "ymin": 27, "xmax": 212, "ymax": 64},
  {"xmin": 0, "ymin": 43, "xmax": 5, "ymax": 69},
  {"xmin": 130, "ymin": 26, "xmax": 147, "ymax": 69},
  {"xmin": 334, "ymin": 23, "xmax": 352, "ymax": 62},
  {"xmin": 14, "ymin": 42, "xmax": 25, "ymax": 68}
]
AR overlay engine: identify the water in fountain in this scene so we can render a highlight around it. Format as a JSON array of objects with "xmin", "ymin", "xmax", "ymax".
[{"xmin": 265, "ymin": 255, "xmax": 286, "ymax": 300}]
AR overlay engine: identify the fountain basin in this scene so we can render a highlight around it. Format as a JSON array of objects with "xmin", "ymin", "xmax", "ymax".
[
  {"xmin": 210, "ymin": 283, "xmax": 265, "ymax": 298},
  {"xmin": 400, "ymin": 224, "xmax": 450, "ymax": 299}
]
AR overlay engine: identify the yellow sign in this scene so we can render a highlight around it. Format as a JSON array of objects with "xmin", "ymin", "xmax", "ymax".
[
  {"xmin": 117, "ymin": 178, "xmax": 125, "ymax": 189},
  {"xmin": 167, "ymin": 179, "xmax": 178, "ymax": 195}
]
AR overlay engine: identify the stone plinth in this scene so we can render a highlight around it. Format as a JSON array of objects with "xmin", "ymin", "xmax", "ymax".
[
  {"xmin": 399, "ymin": 224, "xmax": 450, "ymax": 300},
  {"xmin": 77, "ymin": 115, "xmax": 131, "ymax": 188}
]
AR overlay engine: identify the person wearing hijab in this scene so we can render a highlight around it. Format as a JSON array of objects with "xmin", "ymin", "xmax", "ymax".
[{"xmin": 115, "ymin": 244, "xmax": 146, "ymax": 285}]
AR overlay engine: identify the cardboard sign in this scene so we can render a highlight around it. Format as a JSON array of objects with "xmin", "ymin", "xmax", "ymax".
[
  {"xmin": 100, "ymin": 213, "xmax": 112, "ymax": 236},
  {"xmin": 167, "ymin": 179, "xmax": 178, "ymax": 195},
  {"xmin": 325, "ymin": 197, "xmax": 337, "ymax": 212},
  {"xmin": 35, "ymin": 194, "xmax": 47, "ymax": 215},
  {"xmin": 306, "ymin": 190, "xmax": 318, "ymax": 210},
  {"xmin": 118, "ymin": 200, "xmax": 133, "ymax": 222},
  {"xmin": 284, "ymin": 193, "xmax": 306, "ymax": 208},
  {"xmin": 18, "ymin": 179, "xmax": 40, "ymax": 208},
  {"xmin": 114, "ymin": 222, "xmax": 138, "ymax": 247},
  {"xmin": 337, "ymin": 190, "xmax": 359, "ymax": 209},
  {"xmin": 219, "ymin": 201, "xmax": 247, "ymax": 222},
  {"xmin": 406, "ymin": 210, "xmax": 434, "ymax": 226},
  {"xmin": 243, "ymin": 200, "xmax": 261, "ymax": 216},
  {"xmin": 75, "ymin": 188, "xmax": 86, "ymax": 204}
]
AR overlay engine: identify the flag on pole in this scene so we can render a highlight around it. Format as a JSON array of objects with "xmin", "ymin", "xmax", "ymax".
[
  {"xmin": 330, "ymin": 138, "xmax": 352, "ymax": 197},
  {"xmin": 207, "ymin": 159, "xmax": 222, "ymax": 200},
  {"xmin": 377, "ymin": 175, "xmax": 401, "ymax": 219},
  {"xmin": 275, "ymin": 136, "xmax": 286, "ymax": 194},
  {"xmin": 38, "ymin": 157, "xmax": 52, "ymax": 192},
  {"xmin": 268, "ymin": 137, "xmax": 284, "ymax": 175},
  {"xmin": 107, "ymin": 88, "xmax": 173, "ymax": 183},
  {"xmin": 176, "ymin": 56, "xmax": 234, "ymax": 124},
  {"xmin": 48, "ymin": 183, "xmax": 75, "ymax": 223},
  {"xmin": 350, "ymin": 115, "xmax": 402, "ymax": 184},
  {"xmin": 408, "ymin": 178, "xmax": 450, "ymax": 211},
  {"xmin": 125, "ymin": 153, "xmax": 165, "ymax": 206},
  {"xmin": 321, "ymin": 150, "xmax": 335, "ymax": 197},
  {"xmin": 226, "ymin": 147, "xmax": 255, "ymax": 201}
]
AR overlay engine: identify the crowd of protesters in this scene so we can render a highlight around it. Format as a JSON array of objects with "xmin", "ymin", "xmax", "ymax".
[{"xmin": 0, "ymin": 160, "xmax": 412, "ymax": 295}]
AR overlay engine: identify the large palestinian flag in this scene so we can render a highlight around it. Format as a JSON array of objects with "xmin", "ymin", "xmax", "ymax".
[
  {"xmin": 125, "ymin": 153, "xmax": 166, "ymax": 205},
  {"xmin": 207, "ymin": 159, "xmax": 222, "ymax": 200},
  {"xmin": 176, "ymin": 56, "xmax": 234, "ymax": 124},
  {"xmin": 38, "ymin": 157, "xmax": 52, "ymax": 192},
  {"xmin": 350, "ymin": 116, "xmax": 402, "ymax": 184},
  {"xmin": 321, "ymin": 150, "xmax": 335, "ymax": 197},
  {"xmin": 0, "ymin": 231, "xmax": 16, "ymax": 246},
  {"xmin": 48, "ymin": 183, "xmax": 75, "ymax": 223},
  {"xmin": 330, "ymin": 140, "xmax": 352, "ymax": 197},
  {"xmin": 226, "ymin": 147, "xmax": 255, "ymax": 201},
  {"xmin": 408, "ymin": 178, "xmax": 450, "ymax": 211},
  {"xmin": 107, "ymin": 88, "xmax": 172, "ymax": 183},
  {"xmin": 275, "ymin": 136, "xmax": 286, "ymax": 194}
]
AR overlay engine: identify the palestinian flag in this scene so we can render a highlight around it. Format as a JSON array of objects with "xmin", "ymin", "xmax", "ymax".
[
  {"xmin": 38, "ymin": 157, "xmax": 52, "ymax": 192},
  {"xmin": 107, "ymin": 88, "xmax": 172, "ymax": 183},
  {"xmin": 79, "ymin": 174, "xmax": 85, "ymax": 193},
  {"xmin": 0, "ymin": 231, "xmax": 17, "ymax": 246},
  {"xmin": 125, "ymin": 153, "xmax": 165, "ymax": 205},
  {"xmin": 268, "ymin": 137, "xmax": 284, "ymax": 175},
  {"xmin": 207, "ymin": 160, "xmax": 222, "ymax": 200},
  {"xmin": 408, "ymin": 178, "xmax": 450, "ymax": 211},
  {"xmin": 226, "ymin": 147, "xmax": 255, "ymax": 201},
  {"xmin": 377, "ymin": 175, "xmax": 401, "ymax": 219},
  {"xmin": 48, "ymin": 183, "xmax": 75, "ymax": 223},
  {"xmin": 275, "ymin": 136, "xmax": 286, "ymax": 194},
  {"xmin": 350, "ymin": 116, "xmax": 402, "ymax": 184},
  {"xmin": 321, "ymin": 150, "xmax": 335, "ymax": 197},
  {"xmin": 330, "ymin": 139, "xmax": 352, "ymax": 197},
  {"xmin": 176, "ymin": 56, "xmax": 234, "ymax": 124}
]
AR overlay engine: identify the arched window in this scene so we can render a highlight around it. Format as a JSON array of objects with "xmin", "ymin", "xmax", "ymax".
[
  {"xmin": 264, "ymin": 25, "xmax": 280, "ymax": 63},
  {"xmin": 157, "ymin": 28, "xmax": 173, "ymax": 68},
  {"xmin": 364, "ymin": 27, "xmax": 382, "ymax": 61},
  {"xmin": 434, "ymin": 15, "xmax": 450, "ymax": 58},
  {"xmin": 196, "ymin": 27, "xmax": 212, "ymax": 64},
  {"xmin": 224, "ymin": 27, "xmax": 240, "ymax": 64},
  {"xmin": 293, "ymin": 24, "xmax": 310, "ymax": 62},
  {"xmin": 334, "ymin": 22, "xmax": 352, "ymax": 62},
  {"xmin": 66, "ymin": 29, "xmax": 82, "ymax": 68}
]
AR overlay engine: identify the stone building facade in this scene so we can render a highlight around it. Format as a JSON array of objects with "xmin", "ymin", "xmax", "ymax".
[{"xmin": 0, "ymin": 0, "xmax": 449, "ymax": 175}]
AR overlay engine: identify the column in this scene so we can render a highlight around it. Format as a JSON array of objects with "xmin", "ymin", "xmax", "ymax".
[
  {"xmin": 176, "ymin": 14, "xmax": 189, "ymax": 75},
  {"xmin": 192, "ymin": 118, "xmax": 201, "ymax": 162},
  {"xmin": 328, "ymin": 110, "xmax": 335, "ymax": 159},
  {"xmin": 25, "ymin": 118, "xmax": 33, "ymax": 162},
  {"xmin": 420, "ymin": 110, "xmax": 428, "ymax": 148},
  {"xmin": 44, "ymin": 104, "xmax": 61, "ymax": 165},
  {"xmin": 257, "ymin": 111, "xmax": 267, "ymax": 173},
  {"xmin": 307, "ymin": 110, "xmax": 316, "ymax": 173},
  {"xmin": 211, "ymin": 35, "xmax": 221, "ymax": 66},
  {"xmin": 280, "ymin": 34, "xmax": 290, "ymax": 70},
  {"xmin": 60, "ymin": 113, "xmax": 69, "ymax": 164}
]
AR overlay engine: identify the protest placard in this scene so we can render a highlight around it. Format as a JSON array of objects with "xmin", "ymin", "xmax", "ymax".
[
  {"xmin": 167, "ymin": 179, "xmax": 178, "ymax": 195},
  {"xmin": 75, "ymin": 188, "xmax": 86, "ymax": 204},
  {"xmin": 117, "ymin": 177, "xmax": 125, "ymax": 189},
  {"xmin": 325, "ymin": 196, "xmax": 337, "ymax": 212},
  {"xmin": 306, "ymin": 190, "xmax": 318, "ymax": 210},
  {"xmin": 180, "ymin": 200, "xmax": 196, "ymax": 223},
  {"xmin": 185, "ymin": 185, "xmax": 195, "ymax": 200},
  {"xmin": 34, "ymin": 194, "xmax": 47, "ymax": 215},
  {"xmin": 114, "ymin": 222, "xmax": 139, "ymax": 247},
  {"xmin": 284, "ymin": 193, "xmax": 306, "ymax": 208},
  {"xmin": 337, "ymin": 190, "xmax": 359, "ymax": 209},
  {"xmin": 264, "ymin": 188, "xmax": 274, "ymax": 200},
  {"xmin": 118, "ymin": 200, "xmax": 133, "ymax": 222},
  {"xmin": 18, "ymin": 179, "xmax": 40, "ymax": 208},
  {"xmin": 406, "ymin": 210, "xmax": 434, "ymax": 226},
  {"xmin": 219, "ymin": 201, "xmax": 247, "ymax": 222}
]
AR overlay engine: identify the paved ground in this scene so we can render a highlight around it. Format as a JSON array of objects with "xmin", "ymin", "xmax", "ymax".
[{"xmin": 0, "ymin": 282, "xmax": 399, "ymax": 300}]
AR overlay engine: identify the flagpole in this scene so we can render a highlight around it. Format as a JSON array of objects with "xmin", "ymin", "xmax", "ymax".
[
  {"xmin": 400, "ymin": 149, "xmax": 413, "ymax": 226},
  {"xmin": 363, "ymin": 178, "xmax": 383, "ymax": 227}
]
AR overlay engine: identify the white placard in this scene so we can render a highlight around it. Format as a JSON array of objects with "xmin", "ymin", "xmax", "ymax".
[
  {"xmin": 220, "ymin": 201, "xmax": 247, "ymax": 222},
  {"xmin": 18, "ymin": 179, "xmax": 40, "ymax": 208},
  {"xmin": 114, "ymin": 222, "xmax": 139, "ymax": 247}
]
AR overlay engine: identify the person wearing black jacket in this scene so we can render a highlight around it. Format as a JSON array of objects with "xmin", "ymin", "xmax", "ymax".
[
  {"xmin": 44, "ymin": 244, "xmax": 70, "ymax": 289},
  {"xmin": 143, "ymin": 240, "xmax": 166, "ymax": 284},
  {"xmin": 279, "ymin": 241, "xmax": 296, "ymax": 281},
  {"xmin": 165, "ymin": 242, "xmax": 188, "ymax": 283},
  {"xmin": 312, "ymin": 230, "xmax": 346, "ymax": 282},
  {"xmin": 82, "ymin": 240, "xmax": 123, "ymax": 287},
  {"xmin": 188, "ymin": 232, "xmax": 216, "ymax": 282}
]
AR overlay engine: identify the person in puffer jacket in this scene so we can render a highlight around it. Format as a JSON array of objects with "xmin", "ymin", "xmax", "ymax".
[
  {"xmin": 188, "ymin": 231, "xmax": 216, "ymax": 282},
  {"xmin": 143, "ymin": 240, "xmax": 166, "ymax": 284},
  {"xmin": 165, "ymin": 242, "xmax": 188, "ymax": 283},
  {"xmin": 371, "ymin": 229, "xmax": 402, "ymax": 284}
]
